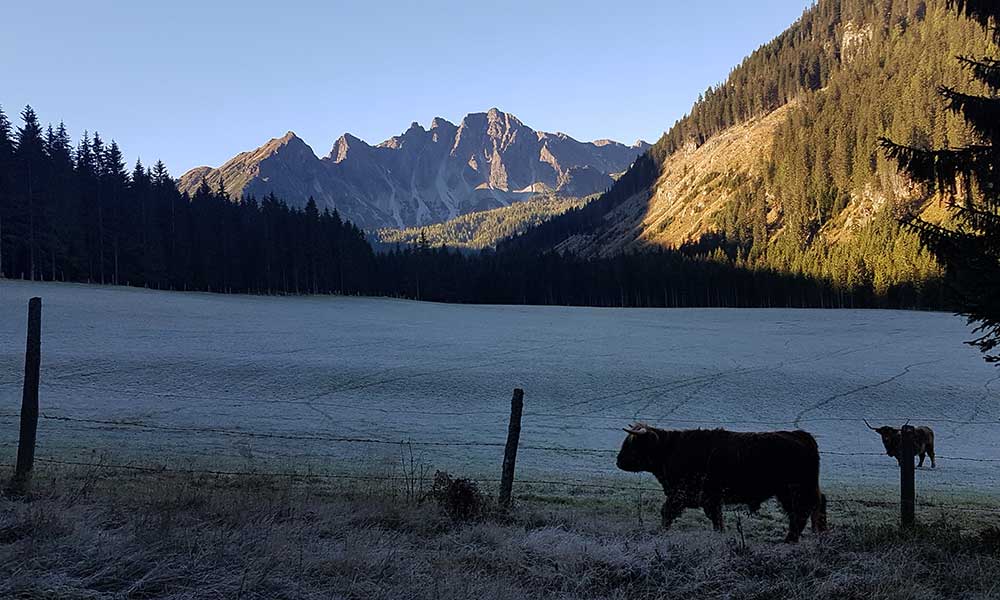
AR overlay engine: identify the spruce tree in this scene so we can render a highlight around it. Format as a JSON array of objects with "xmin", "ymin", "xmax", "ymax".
[
  {"xmin": 882, "ymin": 0, "xmax": 1000, "ymax": 362},
  {"xmin": 0, "ymin": 107, "xmax": 12, "ymax": 277},
  {"xmin": 15, "ymin": 105, "xmax": 46, "ymax": 280}
]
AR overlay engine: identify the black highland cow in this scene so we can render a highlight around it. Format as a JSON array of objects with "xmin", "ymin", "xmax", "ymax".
[
  {"xmin": 864, "ymin": 420, "xmax": 936, "ymax": 468},
  {"xmin": 616, "ymin": 423, "xmax": 828, "ymax": 542}
]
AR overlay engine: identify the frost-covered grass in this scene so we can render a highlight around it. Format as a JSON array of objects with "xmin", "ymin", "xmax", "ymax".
[
  {"xmin": 2, "ymin": 280, "xmax": 1000, "ymax": 495},
  {"xmin": 3, "ymin": 467, "xmax": 1000, "ymax": 599}
]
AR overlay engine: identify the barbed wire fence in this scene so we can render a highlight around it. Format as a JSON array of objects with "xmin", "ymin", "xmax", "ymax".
[
  {"xmin": 5, "ymin": 296, "xmax": 1000, "ymax": 527},
  {"xmin": 6, "ymin": 399, "xmax": 1000, "ymax": 518}
]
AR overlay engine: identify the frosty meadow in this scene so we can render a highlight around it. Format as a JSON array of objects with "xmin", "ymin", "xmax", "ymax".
[{"xmin": 2, "ymin": 280, "xmax": 999, "ymax": 495}]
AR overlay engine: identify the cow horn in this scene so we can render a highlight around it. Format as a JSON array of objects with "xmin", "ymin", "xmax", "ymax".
[
  {"xmin": 623, "ymin": 423, "xmax": 648, "ymax": 435},
  {"xmin": 863, "ymin": 419, "xmax": 878, "ymax": 431}
]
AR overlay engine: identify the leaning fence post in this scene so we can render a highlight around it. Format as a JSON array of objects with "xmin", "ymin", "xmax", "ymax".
[
  {"xmin": 900, "ymin": 424, "xmax": 916, "ymax": 528},
  {"xmin": 10, "ymin": 297, "xmax": 42, "ymax": 495},
  {"xmin": 499, "ymin": 388, "xmax": 524, "ymax": 509}
]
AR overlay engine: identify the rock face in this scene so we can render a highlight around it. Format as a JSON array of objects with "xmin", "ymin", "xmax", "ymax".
[{"xmin": 179, "ymin": 109, "xmax": 649, "ymax": 230}]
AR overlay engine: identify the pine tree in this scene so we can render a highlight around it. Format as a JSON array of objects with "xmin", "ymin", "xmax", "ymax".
[
  {"xmin": 0, "ymin": 107, "xmax": 13, "ymax": 277},
  {"xmin": 102, "ymin": 140, "xmax": 129, "ymax": 284},
  {"xmin": 46, "ymin": 121, "xmax": 75, "ymax": 281},
  {"xmin": 882, "ymin": 0, "xmax": 1000, "ymax": 362},
  {"xmin": 151, "ymin": 160, "xmax": 170, "ymax": 187},
  {"xmin": 15, "ymin": 105, "xmax": 46, "ymax": 280}
]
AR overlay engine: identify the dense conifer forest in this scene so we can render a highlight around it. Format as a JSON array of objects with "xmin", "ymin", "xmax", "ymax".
[
  {"xmin": 0, "ymin": 106, "xmax": 375, "ymax": 295},
  {"xmin": 375, "ymin": 195, "xmax": 591, "ymax": 251}
]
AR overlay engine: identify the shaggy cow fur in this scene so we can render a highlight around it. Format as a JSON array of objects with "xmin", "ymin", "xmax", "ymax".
[{"xmin": 617, "ymin": 425, "xmax": 828, "ymax": 542}]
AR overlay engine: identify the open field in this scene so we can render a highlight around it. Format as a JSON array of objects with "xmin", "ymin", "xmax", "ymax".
[
  {"xmin": 3, "ymin": 281, "xmax": 1000, "ymax": 597},
  {"xmin": 3, "ymin": 281, "xmax": 1000, "ymax": 495}
]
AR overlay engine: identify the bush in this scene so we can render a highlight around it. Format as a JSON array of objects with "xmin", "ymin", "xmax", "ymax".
[{"xmin": 430, "ymin": 471, "xmax": 484, "ymax": 521}]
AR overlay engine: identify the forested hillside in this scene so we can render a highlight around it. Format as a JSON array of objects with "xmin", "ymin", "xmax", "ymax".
[
  {"xmin": 503, "ymin": 0, "xmax": 987, "ymax": 306},
  {"xmin": 375, "ymin": 195, "xmax": 591, "ymax": 251}
]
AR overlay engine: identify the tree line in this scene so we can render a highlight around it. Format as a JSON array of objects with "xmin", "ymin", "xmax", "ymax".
[{"xmin": 0, "ymin": 106, "xmax": 374, "ymax": 294}]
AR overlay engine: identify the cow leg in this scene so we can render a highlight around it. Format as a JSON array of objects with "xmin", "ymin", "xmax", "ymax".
[
  {"xmin": 660, "ymin": 498, "xmax": 684, "ymax": 530},
  {"xmin": 929, "ymin": 447, "xmax": 936, "ymax": 468},
  {"xmin": 778, "ymin": 487, "xmax": 810, "ymax": 543},
  {"xmin": 785, "ymin": 511, "xmax": 809, "ymax": 543},
  {"xmin": 810, "ymin": 492, "xmax": 828, "ymax": 533},
  {"xmin": 703, "ymin": 501, "xmax": 724, "ymax": 532}
]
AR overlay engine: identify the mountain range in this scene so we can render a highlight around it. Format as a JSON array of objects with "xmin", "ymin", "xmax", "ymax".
[{"xmin": 178, "ymin": 109, "xmax": 648, "ymax": 230}]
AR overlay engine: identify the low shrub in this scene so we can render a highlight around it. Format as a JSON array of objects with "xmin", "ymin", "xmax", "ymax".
[{"xmin": 430, "ymin": 471, "xmax": 484, "ymax": 521}]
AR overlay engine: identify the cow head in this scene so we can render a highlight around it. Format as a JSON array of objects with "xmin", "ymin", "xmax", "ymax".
[
  {"xmin": 865, "ymin": 419, "xmax": 901, "ymax": 458},
  {"xmin": 617, "ymin": 422, "xmax": 661, "ymax": 473}
]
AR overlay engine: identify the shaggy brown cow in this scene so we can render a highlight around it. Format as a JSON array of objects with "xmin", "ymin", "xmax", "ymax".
[
  {"xmin": 616, "ymin": 423, "xmax": 827, "ymax": 542},
  {"xmin": 864, "ymin": 420, "xmax": 936, "ymax": 468}
]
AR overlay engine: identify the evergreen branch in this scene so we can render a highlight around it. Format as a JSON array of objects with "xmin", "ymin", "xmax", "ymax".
[
  {"xmin": 939, "ymin": 87, "xmax": 1000, "ymax": 142},
  {"xmin": 879, "ymin": 139, "xmax": 993, "ymax": 195},
  {"xmin": 947, "ymin": 0, "xmax": 1000, "ymax": 44},
  {"xmin": 957, "ymin": 56, "xmax": 1000, "ymax": 91},
  {"xmin": 949, "ymin": 203, "xmax": 1000, "ymax": 235}
]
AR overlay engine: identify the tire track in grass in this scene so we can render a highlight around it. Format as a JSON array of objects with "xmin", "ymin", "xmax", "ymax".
[
  {"xmin": 971, "ymin": 373, "xmax": 1000, "ymax": 422},
  {"xmin": 564, "ymin": 341, "xmax": 887, "ymax": 419},
  {"xmin": 576, "ymin": 343, "xmax": 879, "ymax": 414},
  {"xmin": 291, "ymin": 332, "xmax": 625, "ymax": 405},
  {"xmin": 297, "ymin": 332, "xmax": 630, "ymax": 427},
  {"xmin": 550, "ymin": 366, "xmax": 756, "ymax": 415},
  {"xmin": 652, "ymin": 377, "xmax": 720, "ymax": 423},
  {"xmin": 792, "ymin": 360, "xmax": 939, "ymax": 427}
]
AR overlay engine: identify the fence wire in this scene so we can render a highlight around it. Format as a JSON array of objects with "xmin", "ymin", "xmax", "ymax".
[
  {"xmin": 15, "ymin": 457, "xmax": 1000, "ymax": 517},
  {"xmin": 3, "ymin": 392, "xmax": 1000, "ymax": 518},
  {"xmin": 24, "ymin": 413, "xmax": 1000, "ymax": 464}
]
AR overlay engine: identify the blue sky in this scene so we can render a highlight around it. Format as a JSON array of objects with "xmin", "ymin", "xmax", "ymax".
[{"xmin": 1, "ymin": 0, "xmax": 814, "ymax": 175}]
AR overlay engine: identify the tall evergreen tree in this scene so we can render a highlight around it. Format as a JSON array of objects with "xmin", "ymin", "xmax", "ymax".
[
  {"xmin": 0, "ymin": 106, "xmax": 13, "ymax": 278},
  {"xmin": 882, "ymin": 0, "xmax": 1000, "ymax": 362},
  {"xmin": 14, "ymin": 105, "xmax": 46, "ymax": 280}
]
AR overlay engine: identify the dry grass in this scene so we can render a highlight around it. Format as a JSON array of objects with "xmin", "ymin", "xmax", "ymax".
[{"xmin": 2, "ymin": 467, "xmax": 1000, "ymax": 599}]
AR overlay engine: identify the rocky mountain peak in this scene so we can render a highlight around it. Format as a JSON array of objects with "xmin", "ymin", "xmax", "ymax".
[
  {"xmin": 257, "ymin": 131, "xmax": 307, "ymax": 155},
  {"xmin": 430, "ymin": 117, "xmax": 455, "ymax": 129},
  {"xmin": 179, "ymin": 109, "xmax": 648, "ymax": 231},
  {"xmin": 329, "ymin": 133, "xmax": 369, "ymax": 163}
]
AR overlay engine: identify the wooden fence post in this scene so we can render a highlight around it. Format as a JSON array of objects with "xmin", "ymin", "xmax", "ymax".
[
  {"xmin": 10, "ymin": 297, "xmax": 42, "ymax": 495},
  {"xmin": 499, "ymin": 388, "xmax": 524, "ymax": 509},
  {"xmin": 900, "ymin": 424, "xmax": 916, "ymax": 528}
]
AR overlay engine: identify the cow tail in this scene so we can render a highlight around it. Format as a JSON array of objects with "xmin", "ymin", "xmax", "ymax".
[{"xmin": 811, "ymin": 490, "xmax": 828, "ymax": 533}]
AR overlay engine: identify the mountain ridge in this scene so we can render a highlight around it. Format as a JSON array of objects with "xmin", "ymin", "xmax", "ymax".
[{"xmin": 179, "ymin": 109, "xmax": 649, "ymax": 230}]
